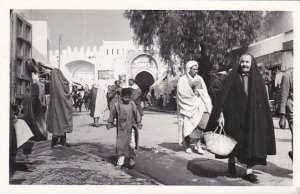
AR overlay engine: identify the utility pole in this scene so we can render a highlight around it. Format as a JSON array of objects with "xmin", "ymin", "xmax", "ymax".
[{"xmin": 58, "ymin": 33, "xmax": 62, "ymax": 69}]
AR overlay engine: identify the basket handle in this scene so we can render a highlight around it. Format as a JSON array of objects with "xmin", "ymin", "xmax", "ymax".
[{"xmin": 214, "ymin": 125, "xmax": 226, "ymax": 135}]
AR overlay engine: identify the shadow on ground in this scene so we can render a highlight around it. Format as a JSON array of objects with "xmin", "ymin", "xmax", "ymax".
[
  {"xmin": 187, "ymin": 157, "xmax": 292, "ymax": 180},
  {"xmin": 255, "ymin": 161, "xmax": 293, "ymax": 179},
  {"xmin": 70, "ymin": 142, "xmax": 159, "ymax": 184},
  {"xmin": 158, "ymin": 142, "xmax": 186, "ymax": 152},
  {"xmin": 187, "ymin": 158, "xmax": 244, "ymax": 178}
]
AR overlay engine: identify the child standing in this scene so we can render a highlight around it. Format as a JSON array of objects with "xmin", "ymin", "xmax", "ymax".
[{"xmin": 106, "ymin": 88, "xmax": 142, "ymax": 169}]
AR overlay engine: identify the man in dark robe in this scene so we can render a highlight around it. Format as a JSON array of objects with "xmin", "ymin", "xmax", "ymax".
[
  {"xmin": 205, "ymin": 53, "xmax": 276, "ymax": 184},
  {"xmin": 208, "ymin": 71, "xmax": 228, "ymax": 106},
  {"xmin": 128, "ymin": 79, "xmax": 143, "ymax": 117},
  {"xmin": 107, "ymin": 80, "xmax": 122, "ymax": 111},
  {"xmin": 47, "ymin": 68, "xmax": 73, "ymax": 147},
  {"xmin": 89, "ymin": 84, "xmax": 99, "ymax": 126}
]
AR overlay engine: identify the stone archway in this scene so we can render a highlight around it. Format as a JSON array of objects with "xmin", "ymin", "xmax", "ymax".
[
  {"xmin": 131, "ymin": 54, "xmax": 158, "ymax": 80},
  {"xmin": 65, "ymin": 60, "xmax": 95, "ymax": 88},
  {"xmin": 135, "ymin": 71, "xmax": 155, "ymax": 95}
]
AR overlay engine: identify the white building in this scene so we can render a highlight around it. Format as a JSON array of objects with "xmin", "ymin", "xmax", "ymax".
[
  {"xmin": 49, "ymin": 40, "xmax": 169, "ymax": 94},
  {"xmin": 248, "ymin": 30, "xmax": 293, "ymax": 71}
]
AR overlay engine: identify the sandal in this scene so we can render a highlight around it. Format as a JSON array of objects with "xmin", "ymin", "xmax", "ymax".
[{"xmin": 115, "ymin": 165, "xmax": 123, "ymax": 170}]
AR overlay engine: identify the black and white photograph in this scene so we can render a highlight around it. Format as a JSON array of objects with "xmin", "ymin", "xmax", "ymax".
[{"xmin": 1, "ymin": 0, "xmax": 300, "ymax": 194}]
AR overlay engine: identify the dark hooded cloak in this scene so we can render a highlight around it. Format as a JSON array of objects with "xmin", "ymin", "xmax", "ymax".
[
  {"xmin": 205, "ymin": 54, "xmax": 276, "ymax": 165},
  {"xmin": 47, "ymin": 68, "xmax": 73, "ymax": 136}
]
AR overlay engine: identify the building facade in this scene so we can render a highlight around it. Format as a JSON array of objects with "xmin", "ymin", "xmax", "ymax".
[{"xmin": 49, "ymin": 40, "xmax": 168, "ymax": 94}]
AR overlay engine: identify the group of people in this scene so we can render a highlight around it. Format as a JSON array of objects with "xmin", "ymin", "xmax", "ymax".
[
  {"xmin": 176, "ymin": 53, "xmax": 293, "ymax": 184},
  {"xmin": 71, "ymin": 85, "xmax": 90, "ymax": 112},
  {"xmin": 45, "ymin": 53, "xmax": 293, "ymax": 184}
]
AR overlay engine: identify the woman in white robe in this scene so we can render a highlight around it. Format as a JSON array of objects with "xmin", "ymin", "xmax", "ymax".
[{"xmin": 177, "ymin": 60, "xmax": 212, "ymax": 154}]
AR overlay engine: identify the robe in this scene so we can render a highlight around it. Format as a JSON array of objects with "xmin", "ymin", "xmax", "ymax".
[
  {"xmin": 205, "ymin": 56, "xmax": 276, "ymax": 165},
  {"xmin": 46, "ymin": 68, "xmax": 73, "ymax": 136},
  {"xmin": 108, "ymin": 101, "xmax": 141, "ymax": 157},
  {"xmin": 89, "ymin": 86, "xmax": 107, "ymax": 118},
  {"xmin": 130, "ymin": 84, "xmax": 143, "ymax": 117},
  {"xmin": 177, "ymin": 74, "xmax": 212, "ymax": 144}
]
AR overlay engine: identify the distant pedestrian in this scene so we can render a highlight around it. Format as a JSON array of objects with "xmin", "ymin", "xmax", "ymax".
[
  {"xmin": 72, "ymin": 85, "xmax": 83, "ymax": 112},
  {"xmin": 177, "ymin": 60, "xmax": 212, "ymax": 154},
  {"xmin": 89, "ymin": 83, "xmax": 107, "ymax": 127},
  {"xmin": 107, "ymin": 80, "xmax": 122, "ymax": 111},
  {"xmin": 278, "ymin": 67, "xmax": 293, "ymax": 161},
  {"xmin": 106, "ymin": 85, "xmax": 112, "ymax": 110},
  {"xmin": 146, "ymin": 92, "xmax": 152, "ymax": 106},
  {"xmin": 106, "ymin": 88, "xmax": 142, "ymax": 169},
  {"xmin": 82, "ymin": 87, "xmax": 90, "ymax": 111},
  {"xmin": 129, "ymin": 78, "xmax": 143, "ymax": 117},
  {"xmin": 205, "ymin": 53, "xmax": 276, "ymax": 183},
  {"xmin": 47, "ymin": 68, "xmax": 73, "ymax": 148}
]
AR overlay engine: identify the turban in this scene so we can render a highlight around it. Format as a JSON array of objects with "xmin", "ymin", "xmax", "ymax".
[{"xmin": 185, "ymin": 60, "xmax": 198, "ymax": 73}]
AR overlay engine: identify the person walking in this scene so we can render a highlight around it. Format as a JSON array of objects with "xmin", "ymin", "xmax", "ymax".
[
  {"xmin": 82, "ymin": 86, "xmax": 90, "ymax": 111},
  {"xmin": 177, "ymin": 60, "xmax": 212, "ymax": 154},
  {"xmin": 89, "ymin": 83, "xmax": 107, "ymax": 127},
  {"xmin": 106, "ymin": 88, "xmax": 142, "ymax": 169},
  {"xmin": 128, "ymin": 78, "xmax": 143, "ymax": 118},
  {"xmin": 205, "ymin": 53, "xmax": 276, "ymax": 184},
  {"xmin": 278, "ymin": 67, "xmax": 293, "ymax": 161},
  {"xmin": 107, "ymin": 80, "xmax": 122, "ymax": 111},
  {"xmin": 47, "ymin": 68, "xmax": 73, "ymax": 148}
]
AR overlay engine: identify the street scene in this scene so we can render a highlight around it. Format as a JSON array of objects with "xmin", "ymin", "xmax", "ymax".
[
  {"xmin": 7, "ymin": 5, "xmax": 295, "ymax": 191},
  {"xmin": 10, "ymin": 109, "xmax": 292, "ymax": 185}
]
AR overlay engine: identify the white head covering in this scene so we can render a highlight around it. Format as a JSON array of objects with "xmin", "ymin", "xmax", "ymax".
[{"xmin": 185, "ymin": 60, "xmax": 199, "ymax": 73}]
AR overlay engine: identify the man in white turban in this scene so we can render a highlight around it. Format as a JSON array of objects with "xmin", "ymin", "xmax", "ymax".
[{"xmin": 176, "ymin": 60, "xmax": 212, "ymax": 154}]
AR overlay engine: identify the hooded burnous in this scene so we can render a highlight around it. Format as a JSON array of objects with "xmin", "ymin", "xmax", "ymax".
[{"xmin": 205, "ymin": 54, "xmax": 276, "ymax": 165}]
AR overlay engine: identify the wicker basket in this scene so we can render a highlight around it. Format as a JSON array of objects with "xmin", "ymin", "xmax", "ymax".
[{"xmin": 204, "ymin": 125, "xmax": 237, "ymax": 156}]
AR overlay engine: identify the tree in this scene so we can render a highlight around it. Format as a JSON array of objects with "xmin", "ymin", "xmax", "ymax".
[{"xmin": 124, "ymin": 10, "xmax": 263, "ymax": 84}]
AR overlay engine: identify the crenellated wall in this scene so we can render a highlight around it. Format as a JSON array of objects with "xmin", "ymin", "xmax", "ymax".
[{"xmin": 49, "ymin": 40, "xmax": 168, "ymax": 89}]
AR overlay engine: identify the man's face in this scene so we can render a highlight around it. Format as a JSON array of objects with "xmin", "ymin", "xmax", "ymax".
[
  {"xmin": 129, "ymin": 80, "xmax": 134, "ymax": 86},
  {"xmin": 189, "ymin": 65, "xmax": 198, "ymax": 77},
  {"xmin": 239, "ymin": 55, "xmax": 252, "ymax": 73},
  {"xmin": 115, "ymin": 81, "xmax": 120, "ymax": 87}
]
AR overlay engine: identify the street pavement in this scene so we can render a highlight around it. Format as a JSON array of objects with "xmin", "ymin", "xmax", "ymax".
[{"xmin": 9, "ymin": 110, "xmax": 293, "ymax": 186}]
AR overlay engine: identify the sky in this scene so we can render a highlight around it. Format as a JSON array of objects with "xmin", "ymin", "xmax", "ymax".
[
  {"xmin": 18, "ymin": 10, "xmax": 294, "ymax": 52},
  {"xmin": 20, "ymin": 10, "xmax": 134, "ymax": 51}
]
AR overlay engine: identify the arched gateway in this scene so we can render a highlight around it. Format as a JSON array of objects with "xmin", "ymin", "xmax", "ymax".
[
  {"xmin": 131, "ymin": 54, "xmax": 158, "ymax": 95},
  {"xmin": 65, "ymin": 60, "xmax": 95, "ymax": 87},
  {"xmin": 135, "ymin": 71, "xmax": 155, "ymax": 95}
]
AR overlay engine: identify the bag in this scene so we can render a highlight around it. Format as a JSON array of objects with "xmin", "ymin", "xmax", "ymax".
[{"xmin": 204, "ymin": 125, "xmax": 237, "ymax": 156}]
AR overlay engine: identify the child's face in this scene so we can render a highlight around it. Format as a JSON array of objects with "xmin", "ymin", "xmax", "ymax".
[{"xmin": 122, "ymin": 95, "xmax": 131, "ymax": 104}]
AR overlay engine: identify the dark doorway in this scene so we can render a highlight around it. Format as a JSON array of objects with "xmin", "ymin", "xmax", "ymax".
[{"xmin": 135, "ymin": 71, "xmax": 155, "ymax": 95}]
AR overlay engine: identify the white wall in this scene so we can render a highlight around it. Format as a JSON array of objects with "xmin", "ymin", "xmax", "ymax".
[{"xmin": 29, "ymin": 21, "xmax": 50, "ymax": 67}]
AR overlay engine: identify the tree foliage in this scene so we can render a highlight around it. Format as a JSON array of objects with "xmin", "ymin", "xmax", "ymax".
[{"xmin": 124, "ymin": 10, "xmax": 263, "ymax": 82}]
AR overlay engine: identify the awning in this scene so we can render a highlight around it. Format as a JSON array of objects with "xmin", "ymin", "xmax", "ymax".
[
  {"xmin": 32, "ymin": 46, "xmax": 53, "ymax": 69},
  {"xmin": 282, "ymin": 40, "xmax": 293, "ymax": 51}
]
